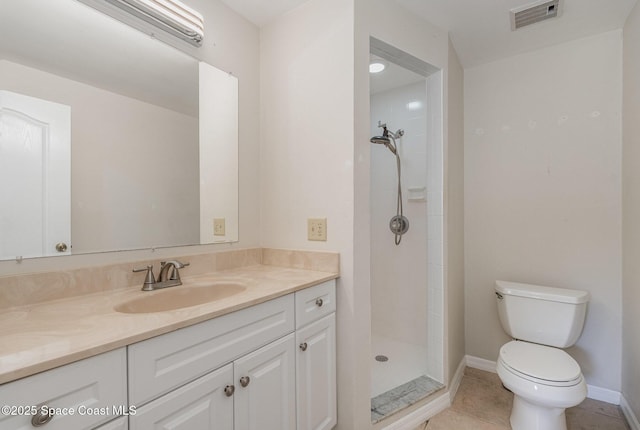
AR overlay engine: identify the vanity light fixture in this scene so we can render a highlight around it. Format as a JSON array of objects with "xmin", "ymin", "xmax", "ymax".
[{"xmin": 85, "ymin": 0, "xmax": 204, "ymax": 46}]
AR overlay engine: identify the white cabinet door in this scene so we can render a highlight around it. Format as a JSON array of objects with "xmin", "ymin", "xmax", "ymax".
[
  {"xmin": 233, "ymin": 334, "xmax": 295, "ymax": 430},
  {"xmin": 296, "ymin": 314, "xmax": 336, "ymax": 430},
  {"xmin": 95, "ymin": 416, "xmax": 128, "ymax": 430},
  {"xmin": 129, "ymin": 364, "xmax": 233, "ymax": 430}
]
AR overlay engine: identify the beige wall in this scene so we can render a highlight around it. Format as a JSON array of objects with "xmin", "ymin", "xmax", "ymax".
[
  {"xmin": 446, "ymin": 38, "xmax": 465, "ymax": 385},
  {"xmin": 259, "ymin": 2, "xmax": 359, "ymax": 428},
  {"xmin": 0, "ymin": 0, "xmax": 260, "ymax": 274},
  {"xmin": 622, "ymin": 1, "xmax": 640, "ymax": 420},
  {"xmin": 261, "ymin": 0, "xmax": 461, "ymax": 427},
  {"xmin": 464, "ymin": 31, "xmax": 623, "ymax": 392}
]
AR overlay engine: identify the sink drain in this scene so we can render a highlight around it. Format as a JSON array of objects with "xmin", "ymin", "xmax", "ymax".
[{"xmin": 375, "ymin": 355, "xmax": 389, "ymax": 362}]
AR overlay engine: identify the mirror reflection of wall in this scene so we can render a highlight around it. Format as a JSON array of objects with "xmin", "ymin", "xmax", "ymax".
[{"xmin": 0, "ymin": 0, "xmax": 239, "ymax": 261}]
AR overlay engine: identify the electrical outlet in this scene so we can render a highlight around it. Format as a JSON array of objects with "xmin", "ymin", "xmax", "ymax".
[
  {"xmin": 213, "ymin": 218, "xmax": 225, "ymax": 236},
  {"xmin": 307, "ymin": 218, "xmax": 327, "ymax": 241}
]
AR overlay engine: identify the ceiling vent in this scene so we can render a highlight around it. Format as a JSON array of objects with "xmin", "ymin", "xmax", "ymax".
[{"xmin": 510, "ymin": 0, "xmax": 562, "ymax": 30}]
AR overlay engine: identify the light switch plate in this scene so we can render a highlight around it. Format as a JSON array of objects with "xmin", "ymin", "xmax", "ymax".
[{"xmin": 307, "ymin": 218, "xmax": 327, "ymax": 241}]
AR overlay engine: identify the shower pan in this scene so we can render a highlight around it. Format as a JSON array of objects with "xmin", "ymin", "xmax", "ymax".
[{"xmin": 369, "ymin": 37, "xmax": 444, "ymax": 423}]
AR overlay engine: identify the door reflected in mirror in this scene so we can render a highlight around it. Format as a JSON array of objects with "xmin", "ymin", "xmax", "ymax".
[{"xmin": 0, "ymin": 0, "xmax": 239, "ymax": 261}]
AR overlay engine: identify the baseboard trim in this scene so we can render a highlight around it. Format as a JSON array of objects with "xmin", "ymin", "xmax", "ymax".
[
  {"xmin": 465, "ymin": 355, "xmax": 621, "ymax": 405},
  {"xmin": 449, "ymin": 356, "xmax": 466, "ymax": 403},
  {"xmin": 587, "ymin": 384, "xmax": 621, "ymax": 405},
  {"xmin": 465, "ymin": 355, "xmax": 497, "ymax": 373},
  {"xmin": 621, "ymin": 395, "xmax": 640, "ymax": 430}
]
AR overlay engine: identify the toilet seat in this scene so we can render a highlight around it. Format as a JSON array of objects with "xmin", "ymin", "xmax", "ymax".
[{"xmin": 499, "ymin": 341, "xmax": 582, "ymax": 387}]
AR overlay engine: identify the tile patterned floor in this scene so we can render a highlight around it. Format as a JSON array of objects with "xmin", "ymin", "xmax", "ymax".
[
  {"xmin": 410, "ymin": 368, "xmax": 630, "ymax": 430},
  {"xmin": 371, "ymin": 375, "xmax": 444, "ymax": 423}
]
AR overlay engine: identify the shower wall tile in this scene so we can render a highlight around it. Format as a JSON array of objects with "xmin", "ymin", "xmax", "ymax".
[
  {"xmin": 428, "ymin": 239, "xmax": 444, "ymax": 266},
  {"xmin": 371, "ymin": 80, "xmax": 429, "ymax": 348},
  {"xmin": 427, "ymin": 191, "xmax": 443, "ymax": 216},
  {"xmin": 427, "ymin": 215, "xmax": 444, "ymax": 242}
]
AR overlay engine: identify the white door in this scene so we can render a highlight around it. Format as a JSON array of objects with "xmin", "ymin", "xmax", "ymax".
[
  {"xmin": 0, "ymin": 90, "xmax": 70, "ymax": 260},
  {"xmin": 234, "ymin": 334, "xmax": 296, "ymax": 430},
  {"xmin": 296, "ymin": 314, "xmax": 337, "ymax": 430},
  {"xmin": 130, "ymin": 363, "xmax": 234, "ymax": 430}
]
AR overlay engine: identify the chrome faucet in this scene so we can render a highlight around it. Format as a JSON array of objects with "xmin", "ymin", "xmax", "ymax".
[{"xmin": 133, "ymin": 260, "xmax": 190, "ymax": 291}]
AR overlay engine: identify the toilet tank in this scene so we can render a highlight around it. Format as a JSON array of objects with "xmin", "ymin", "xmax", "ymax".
[{"xmin": 495, "ymin": 281, "xmax": 589, "ymax": 348}]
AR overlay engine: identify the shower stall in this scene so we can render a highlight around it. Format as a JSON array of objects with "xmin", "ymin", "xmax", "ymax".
[{"xmin": 369, "ymin": 38, "xmax": 444, "ymax": 422}]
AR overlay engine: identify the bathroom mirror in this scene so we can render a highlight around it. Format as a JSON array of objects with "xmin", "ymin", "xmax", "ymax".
[{"xmin": 0, "ymin": 0, "xmax": 238, "ymax": 261}]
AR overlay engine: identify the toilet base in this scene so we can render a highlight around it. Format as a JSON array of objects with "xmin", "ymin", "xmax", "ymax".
[{"xmin": 511, "ymin": 395, "xmax": 567, "ymax": 430}]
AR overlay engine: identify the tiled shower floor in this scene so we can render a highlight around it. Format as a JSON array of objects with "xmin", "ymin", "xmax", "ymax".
[
  {"xmin": 371, "ymin": 375, "xmax": 444, "ymax": 423},
  {"xmin": 371, "ymin": 334, "xmax": 429, "ymax": 397},
  {"xmin": 371, "ymin": 334, "xmax": 443, "ymax": 422}
]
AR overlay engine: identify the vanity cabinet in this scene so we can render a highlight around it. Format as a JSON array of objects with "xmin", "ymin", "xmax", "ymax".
[
  {"xmin": 0, "ymin": 280, "xmax": 336, "ymax": 430},
  {"xmin": 129, "ymin": 280, "xmax": 336, "ymax": 430},
  {"xmin": 0, "ymin": 348, "xmax": 127, "ymax": 430}
]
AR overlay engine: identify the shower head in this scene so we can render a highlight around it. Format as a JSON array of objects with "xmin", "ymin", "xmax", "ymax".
[
  {"xmin": 370, "ymin": 134, "xmax": 397, "ymax": 155},
  {"xmin": 370, "ymin": 135, "xmax": 390, "ymax": 145}
]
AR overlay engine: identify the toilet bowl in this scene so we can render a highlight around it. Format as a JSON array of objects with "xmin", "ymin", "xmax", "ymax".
[
  {"xmin": 497, "ymin": 341, "xmax": 587, "ymax": 430},
  {"xmin": 494, "ymin": 281, "xmax": 590, "ymax": 430}
]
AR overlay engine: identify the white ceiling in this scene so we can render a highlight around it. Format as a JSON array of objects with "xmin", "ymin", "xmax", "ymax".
[
  {"xmin": 222, "ymin": 0, "xmax": 638, "ymax": 67},
  {"xmin": 397, "ymin": 0, "xmax": 638, "ymax": 67}
]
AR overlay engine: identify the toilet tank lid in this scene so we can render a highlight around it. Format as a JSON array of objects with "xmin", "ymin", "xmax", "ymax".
[{"xmin": 495, "ymin": 281, "xmax": 590, "ymax": 304}]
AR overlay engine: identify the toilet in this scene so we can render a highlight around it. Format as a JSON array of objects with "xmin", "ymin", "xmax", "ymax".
[{"xmin": 495, "ymin": 280, "xmax": 590, "ymax": 430}]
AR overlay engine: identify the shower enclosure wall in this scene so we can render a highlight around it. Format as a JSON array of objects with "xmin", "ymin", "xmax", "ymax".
[{"xmin": 369, "ymin": 38, "xmax": 444, "ymax": 423}]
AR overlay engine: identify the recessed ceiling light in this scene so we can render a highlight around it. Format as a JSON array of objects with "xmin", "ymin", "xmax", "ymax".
[{"xmin": 369, "ymin": 61, "xmax": 386, "ymax": 74}]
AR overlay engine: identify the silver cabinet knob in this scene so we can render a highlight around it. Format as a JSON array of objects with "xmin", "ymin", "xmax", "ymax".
[
  {"xmin": 224, "ymin": 385, "xmax": 235, "ymax": 397},
  {"xmin": 315, "ymin": 298, "xmax": 323, "ymax": 307},
  {"xmin": 31, "ymin": 407, "xmax": 53, "ymax": 427},
  {"xmin": 239, "ymin": 376, "xmax": 250, "ymax": 387},
  {"xmin": 299, "ymin": 342, "xmax": 308, "ymax": 352},
  {"xmin": 55, "ymin": 242, "xmax": 68, "ymax": 253}
]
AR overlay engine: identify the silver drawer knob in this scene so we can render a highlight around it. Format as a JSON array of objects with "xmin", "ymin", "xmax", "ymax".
[
  {"xmin": 299, "ymin": 342, "xmax": 308, "ymax": 352},
  {"xmin": 55, "ymin": 242, "xmax": 68, "ymax": 253},
  {"xmin": 239, "ymin": 376, "xmax": 250, "ymax": 387},
  {"xmin": 315, "ymin": 298, "xmax": 323, "ymax": 307},
  {"xmin": 31, "ymin": 407, "xmax": 53, "ymax": 427}
]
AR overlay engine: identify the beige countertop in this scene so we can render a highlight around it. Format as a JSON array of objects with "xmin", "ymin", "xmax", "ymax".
[{"xmin": 0, "ymin": 264, "xmax": 338, "ymax": 385}]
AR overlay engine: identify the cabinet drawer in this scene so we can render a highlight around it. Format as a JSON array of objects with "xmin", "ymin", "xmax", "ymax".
[
  {"xmin": 128, "ymin": 294, "xmax": 294, "ymax": 405},
  {"xmin": 295, "ymin": 280, "xmax": 336, "ymax": 329},
  {"xmin": 0, "ymin": 348, "xmax": 127, "ymax": 430}
]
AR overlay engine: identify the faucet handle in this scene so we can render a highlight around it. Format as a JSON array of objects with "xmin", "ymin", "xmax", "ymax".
[
  {"xmin": 160, "ymin": 260, "xmax": 189, "ymax": 269},
  {"xmin": 133, "ymin": 265, "xmax": 156, "ymax": 291},
  {"xmin": 160, "ymin": 260, "xmax": 190, "ymax": 281}
]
